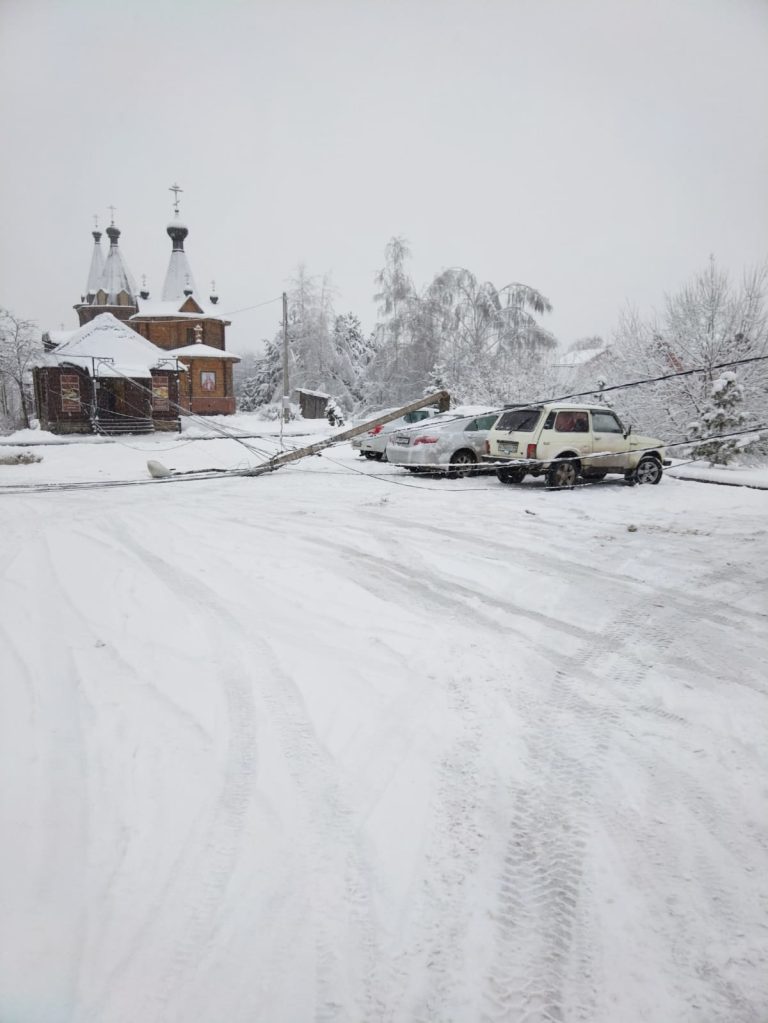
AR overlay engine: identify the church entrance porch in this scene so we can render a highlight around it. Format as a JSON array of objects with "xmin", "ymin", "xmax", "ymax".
[{"xmin": 94, "ymin": 377, "xmax": 153, "ymax": 434}]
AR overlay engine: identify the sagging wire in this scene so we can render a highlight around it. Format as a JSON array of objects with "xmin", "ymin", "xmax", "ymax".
[
  {"xmin": 83, "ymin": 364, "xmax": 275, "ymax": 462},
  {"xmin": 304, "ymin": 422, "xmax": 768, "ymax": 494},
  {"xmin": 496, "ymin": 354, "xmax": 768, "ymax": 413},
  {"xmin": 90, "ymin": 294, "xmax": 284, "ymax": 330},
  {"xmin": 2, "ymin": 422, "xmax": 763, "ymax": 498},
  {"xmin": 6, "ymin": 355, "xmax": 768, "ymax": 496}
]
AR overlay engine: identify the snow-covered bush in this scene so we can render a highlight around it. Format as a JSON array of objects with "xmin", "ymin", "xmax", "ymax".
[
  {"xmin": 257, "ymin": 401, "xmax": 303, "ymax": 422},
  {"xmin": 0, "ymin": 448, "xmax": 42, "ymax": 465},
  {"xmin": 325, "ymin": 397, "xmax": 345, "ymax": 427}
]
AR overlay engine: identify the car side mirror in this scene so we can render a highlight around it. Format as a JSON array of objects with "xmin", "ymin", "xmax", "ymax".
[{"xmin": 624, "ymin": 425, "xmax": 632, "ymax": 438}]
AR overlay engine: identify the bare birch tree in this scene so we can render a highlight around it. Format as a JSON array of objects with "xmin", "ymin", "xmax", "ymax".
[{"xmin": 0, "ymin": 309, "xmax": 41, "ymax": 430}]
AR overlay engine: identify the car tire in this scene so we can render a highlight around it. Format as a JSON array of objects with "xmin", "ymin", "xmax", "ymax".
[
  {"xmin": 496, "ymin": 466, "xmax": 526, "ymax": 485},
  {"xmin": 447, "ymin": 449, "xmax": 477, "ymax": 478},
  {"xmin": 546, "ymin": 459, "xmax": 579, "ymax": 489},
  {"xmin": 363, "ymin": 452, "xmax": 376, "ymax": 460},
  {"xmin": 634, "ymin": 455, "xmax": 663, "ymax": 485}
]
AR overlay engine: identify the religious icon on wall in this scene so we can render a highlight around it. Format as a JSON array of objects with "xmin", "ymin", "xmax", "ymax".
[
  {"xmin": 60, "ymin": 374, "xmax": 81, "ymax": 412},
  {"xmin": 201, "ymin": 371, "xmax": 216, "ymax": 392},
  {"xmin": 152, "ymin": 375, "xmax": 170, "ymax": 410}
]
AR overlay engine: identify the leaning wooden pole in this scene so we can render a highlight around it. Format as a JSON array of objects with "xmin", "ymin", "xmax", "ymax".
[
  {"xmin": 243, "ymin": 390, "xmax": 452, "ymax": 477},
  {"xmin": 147, "ymin": 391, "xmax": 451, "ymax": 481}
]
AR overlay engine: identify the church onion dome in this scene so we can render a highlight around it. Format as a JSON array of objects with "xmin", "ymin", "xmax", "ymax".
[
  {"xmin": 166, "ymin": 220, "xmax": 189, "ymax": 249},
  {"xmin": 162, "ymin": 215, "xmax": 197, "ymax": 302}
]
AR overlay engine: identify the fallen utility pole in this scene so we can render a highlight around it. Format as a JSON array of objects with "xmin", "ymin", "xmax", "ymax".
[
  {"xmin": 245, "ymin": 390, "xmax": 451, "ymax": 476},
  {"xmin": 147, "ymin": 391, "xmax": 451, "ymax": 480}
]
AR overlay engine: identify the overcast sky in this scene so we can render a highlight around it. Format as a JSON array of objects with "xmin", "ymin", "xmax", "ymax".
[{"xmin": 1, "ymin": 0, "xmax": 766, "ymax": 355}]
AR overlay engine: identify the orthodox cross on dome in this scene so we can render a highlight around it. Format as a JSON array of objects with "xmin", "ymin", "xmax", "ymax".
[
  {"xmin": 93, "ymin": 213, "xmax": 99, "ymax": 230},
  {"xmin": 108, "ymin": 205, "xmax": 116, "ymax": 225},
  {"xmin": 169, "ymin": 183, "xmax": 183, "ymax": 217}
]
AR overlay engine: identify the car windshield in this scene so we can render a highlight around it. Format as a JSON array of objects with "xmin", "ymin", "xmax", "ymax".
[{"xmin": 495, "ymin": 408, "xmax": 542, "ymax": 433}]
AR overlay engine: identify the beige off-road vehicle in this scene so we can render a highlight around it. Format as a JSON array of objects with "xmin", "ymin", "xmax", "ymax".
[{"xmin": 483, "ymin": 403, "xmax": 669, "ymax": 487}]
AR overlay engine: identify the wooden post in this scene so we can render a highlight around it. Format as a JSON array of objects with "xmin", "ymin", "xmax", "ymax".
[{"xmin": 282, "ymin": 291, "xmax": 289, "ymax": 423}]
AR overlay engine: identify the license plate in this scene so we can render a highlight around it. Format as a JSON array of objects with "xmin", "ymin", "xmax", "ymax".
[
  {"xmin": 499, "ymin": 441, "xmax": 518, "ymax": 453},
  {"xmin": 394, "ymin": 434, "xmax": 410, "ymax": 446}
]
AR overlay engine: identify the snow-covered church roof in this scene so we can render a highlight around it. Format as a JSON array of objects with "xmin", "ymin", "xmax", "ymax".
[
  {"xmin": 36, "ymin": 312, "xmax": 186, "ymax": 378},
  {"xmin": 166, "ymin": 341, "xmax": 240, "ymax": 361},
  {"xmin": 131, "ymin": 295, "xmax": 229, "ymax": 322},
  {"xmin": 85, "ymin": 230, "xmax": 105, "ymax": 296},
  {"xmin": 97, "ymin": 225, "xmax": 137, "ymax": 304}
]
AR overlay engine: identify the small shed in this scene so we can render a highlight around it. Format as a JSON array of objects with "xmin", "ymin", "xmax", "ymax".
[{"xmin": 292, "ymin": 388, "xmax": 330, "ymax": 419}]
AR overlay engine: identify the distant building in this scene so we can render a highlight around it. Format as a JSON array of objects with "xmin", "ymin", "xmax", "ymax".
[
  {"xmin": 36, "ymin": 190, "xmax": 240, "ymax": 433},
  {"xmin": 555, "ymin": 342, "xmax": 616, "ymax": 395}
]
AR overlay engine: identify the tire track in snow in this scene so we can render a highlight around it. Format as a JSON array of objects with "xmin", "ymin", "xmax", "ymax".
[
  {"xmin": 482, "ymin": 596, "xmax": 682, "ymax": 1023},
  {"xmin": 0, "ymin": 534, "xmax": 91, "ymax": 1016},
  {"xmin": 106, "ymin": 519, "xmax": 382, "ymax": 1023},
  {"xmin": 312, "ymin": 536, "xmax": 590, "ymax": 644},
  {"xmin": 81, "ymin": 522, "xmax": 259, "ymax": 1023},
  {"xmin": 388, "ymin": 670, "xmax": 490, "ymax": 1023},
  {"xmin": 227, "ymin": 608, "xmax": 382, "ymax": 1022},
  {"xmin": 359, "ymin": 511, "xmax": 767, "ymax": 631}
]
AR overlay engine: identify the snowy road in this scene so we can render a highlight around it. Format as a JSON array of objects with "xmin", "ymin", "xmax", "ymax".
[{"xmin": 1, "ymin": 437, "xmax": 767, "ymax": 1022}]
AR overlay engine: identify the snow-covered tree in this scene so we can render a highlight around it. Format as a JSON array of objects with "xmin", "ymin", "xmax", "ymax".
[
  {"xmin": 360, "ymin": 243, "xmax": 557, "ymax": 407},
  {"xmin": 237, "ymin": 338, "xmax": 282, "ymax": 411},
  {"xmin": 609, "ymin": 259, "xmax": 768, "ymax": 439},
  {"xmin": 0, "ymin": 308, "xmax": 41, "ymax": 430},
  {"xmin": 367, "ymin": 236, "xmax": 419, "ymax": 403},
  {"xmin": 329, "ymin": 313, "xmax": 377, "ymax": 406},
  {"xmin": 687, "ymin": 372, "xmax": 747, "ymax": 465}
]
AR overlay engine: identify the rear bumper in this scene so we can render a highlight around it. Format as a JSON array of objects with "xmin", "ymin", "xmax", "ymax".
[
  {"xmin": 482, "ymin": 454, "xmax": 542, "ymax": 470},
  {"xmin": 387, "ymin": 444, "xmax": 440, "ymax": 466}
]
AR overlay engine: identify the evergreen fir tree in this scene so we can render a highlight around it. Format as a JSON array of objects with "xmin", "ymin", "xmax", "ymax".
[
  {"xmin": 687, "ymin": 372, "xmax": 746, "ymax": 465},
  {"xmin": 237, "ymin": 339, "xmax": 282, "ymax": 411}
]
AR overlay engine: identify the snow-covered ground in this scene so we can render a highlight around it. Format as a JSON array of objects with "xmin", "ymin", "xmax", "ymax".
[
  {"xmin": 667, "ymin": 460, "xmax": 768, "ymax": 490},
  {"xmin": 1, "ymin": 425, "xmax": 767, "ymax": 1023}
]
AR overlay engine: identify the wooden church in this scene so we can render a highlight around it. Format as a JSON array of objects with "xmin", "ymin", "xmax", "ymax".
[{"xmin": 33, "ymin": 189, "xmax": 240, "ymax": 434}]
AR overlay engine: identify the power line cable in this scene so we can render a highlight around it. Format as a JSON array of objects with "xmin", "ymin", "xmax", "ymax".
[{"xmin": 7, "ymin": 356, "xmax": 767, "ymax": 495}]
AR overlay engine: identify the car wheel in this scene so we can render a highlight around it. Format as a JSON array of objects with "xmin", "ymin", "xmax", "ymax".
[
  {"xmin": 447, "ymin": 449, "xmax": 477, "ymax": 478},
  {"xmin": 363, "ymin": 452, "xmax": 376, "ymax": 460},
  {"xmin": 634, "ymin": 455, "xmax": 663, "ymax": 485},
  {"xmin": 374, "ymin": 452, "xmax": 385, "ymax": 462},
  {"xmin": 496, "ymin": 466, "xmax": 526, "ymax": 485},
  {"xmin": 546, "ymin": 459, "xmax": 578, "ymax": 489}
]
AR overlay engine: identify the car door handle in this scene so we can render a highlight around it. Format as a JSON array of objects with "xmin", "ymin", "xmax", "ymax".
[{"xmin": 593, "ymin": 435, "xmax": 603, "ymax": 440}]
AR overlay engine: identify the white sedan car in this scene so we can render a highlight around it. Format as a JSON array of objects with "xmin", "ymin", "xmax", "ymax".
[
  {"xmin": 385, "ymin": 408, "xmax": 499, "ymax": 475},
  {"xmin": 352, "ymin": 407, "xmax": 439, "ymax": 460}
]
